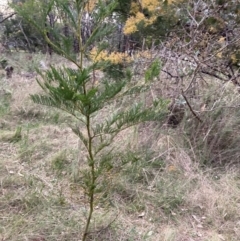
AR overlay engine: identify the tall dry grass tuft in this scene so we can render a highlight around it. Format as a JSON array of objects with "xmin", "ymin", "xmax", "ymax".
[
  {"xmin": 122, "ymin": 110, "xmax": 240, "ymax": 240},
  {"xmin": 183, "ymin": 81, "xmax": 240, "ymax": 166}
]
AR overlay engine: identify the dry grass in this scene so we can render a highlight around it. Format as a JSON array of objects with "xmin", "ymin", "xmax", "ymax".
[{"xmin": 0, "ymin": 52, "xmax": 240, "ymax": 240}]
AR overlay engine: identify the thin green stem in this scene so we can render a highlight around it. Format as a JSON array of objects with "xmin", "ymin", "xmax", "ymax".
[
  {"xmin": 76, "ymin": 0, "xmax": 84, "ymax": 68},
  {"xmin": 82, "ymin": 113, "xmax": 96, "ymax": 241}
]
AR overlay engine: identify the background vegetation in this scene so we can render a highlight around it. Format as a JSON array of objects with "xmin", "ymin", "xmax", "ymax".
[{"xmin": 0, "ymin": 0, "xmax": 240, "ymax": 240}]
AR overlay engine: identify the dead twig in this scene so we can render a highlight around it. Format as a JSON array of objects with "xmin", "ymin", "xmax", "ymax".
[
  {"xmin": 181, "ymin": 90, "xmax": 203, "ymax": 123},
  {"xmin": 0, "ymin": 13, "xmax": 16, "ymax": 24}
]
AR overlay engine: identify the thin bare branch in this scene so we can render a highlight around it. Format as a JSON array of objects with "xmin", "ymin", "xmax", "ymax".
[
  {"xmin": 0, "ymin": 12, "xmax": 15, "ymax": 23},
  {"xmin": 181, "ymin": 91, "xmax": 203, "ymax": 123}
]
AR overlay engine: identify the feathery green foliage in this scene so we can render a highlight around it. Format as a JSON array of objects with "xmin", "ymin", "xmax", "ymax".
[{"xmin": 13, "ymin": 0, "xmax": 167, "ymax": 240}]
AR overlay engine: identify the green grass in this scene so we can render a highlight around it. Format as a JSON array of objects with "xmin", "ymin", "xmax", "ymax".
[{"xmin": 0, "ymin": 90, "xmax": 11, "ymax": 117}]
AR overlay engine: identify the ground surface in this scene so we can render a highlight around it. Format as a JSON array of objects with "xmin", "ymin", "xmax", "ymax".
[{"xmin": 0, "ymin": 52, "xmax": 240, "ymax": 241}]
